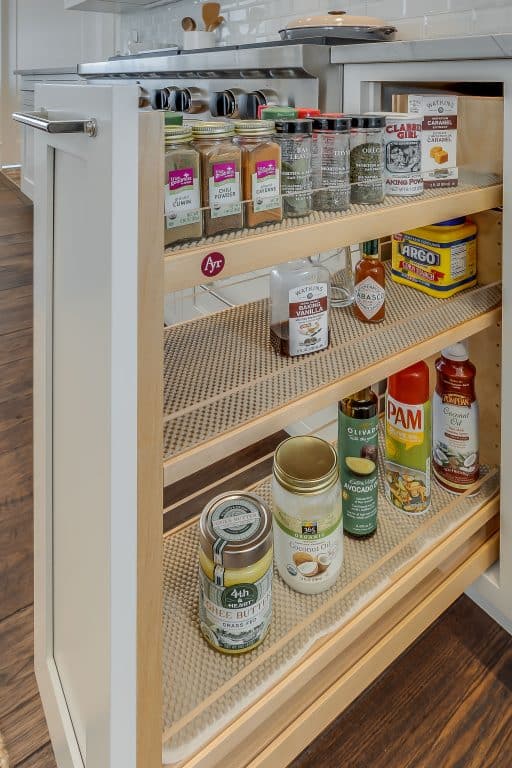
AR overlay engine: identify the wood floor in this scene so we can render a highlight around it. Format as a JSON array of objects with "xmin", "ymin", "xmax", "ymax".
[{"xmin": 1, "ymin": 171, "xmax": 512, "ymax": 768}]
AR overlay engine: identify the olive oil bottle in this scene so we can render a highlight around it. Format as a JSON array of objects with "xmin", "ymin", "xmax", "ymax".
[{"xmin": 339, "ymin": 388, "xmax": 379, "ymax": 538}]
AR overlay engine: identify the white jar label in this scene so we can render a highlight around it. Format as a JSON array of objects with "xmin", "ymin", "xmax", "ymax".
[
  {"xmin": 198, "ymin": 565, "xmax": 272, "ymax": 652},
  {"xmin": 288, "ymin": 283, "xmax": 329, "ymax": 357},
  {"xmin": 252, "ymin": 160, "xmax": 280, "ymax": 212},
  {"xmin": 164, "ymin": 167, "xmax": 201, "ymax": 229},
  {"xmin": 209, "ymin": 161, "xmax": 241, "ymax": 219},
  {"xmin": 273, "ymin": 503, "xmax": 343, "ymax": 588},
  {"xmin": 354, "ymin": 276, "xmax": 385, "ymax": 320},
  {"xmin": 433, "ymin": 391, "xmax": 479, "ymax": 488}
]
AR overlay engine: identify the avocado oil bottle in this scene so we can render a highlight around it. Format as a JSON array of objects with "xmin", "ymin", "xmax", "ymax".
[{"xmin": 339, "ymin": 388, "xmax": 379, "ymax": 538}]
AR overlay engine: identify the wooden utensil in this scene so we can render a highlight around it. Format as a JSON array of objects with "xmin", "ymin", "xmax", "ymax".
[
  {"xmin": 202, "ymin": 3, "xmax": 221, "ymax": 30},
  {"xmin": 181, "ymin": 16, "xmax": 197, "ymax": 31},
  {"xmin": 208, "ymin": 15, "xmax": 225, "ymax": 31}
]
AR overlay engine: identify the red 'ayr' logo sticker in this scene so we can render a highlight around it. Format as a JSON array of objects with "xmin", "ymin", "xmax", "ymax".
[{"xmin": 201, "ymin": 252, "xmax": 225, "ymax": 278}]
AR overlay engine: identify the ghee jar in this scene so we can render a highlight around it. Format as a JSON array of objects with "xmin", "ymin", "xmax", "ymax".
[
  {"xmin": 198, "ymin": 492, "xmax": 273, "ymax": 654},
  {"xmin": 391, "ymin": 217, "xmax": 477, "ymax": 298}
]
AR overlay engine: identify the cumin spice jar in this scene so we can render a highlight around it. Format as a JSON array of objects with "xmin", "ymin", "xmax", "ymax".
[
  {"xmin": 164, "ymin": 126, "xmax": 202, "ymax": 247},
  {"xmin": 198, "ymin": 492, "xmax": 273, "ymax": 654},
  {"xmin": 192, "ymin": 121, "xmax": 243, "ymax": 237},
  {"xmin": 234, "ymin": 120, "xmax": 282, "ymax": 228}
]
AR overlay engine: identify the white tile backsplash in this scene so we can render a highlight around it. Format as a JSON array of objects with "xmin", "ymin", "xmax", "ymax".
[{"xmin": 116, "ymin": 0, "xmax": 512, "ymax": 54}]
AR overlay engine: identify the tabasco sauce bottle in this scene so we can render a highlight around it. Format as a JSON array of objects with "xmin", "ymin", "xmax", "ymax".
[{"xmin": 353, "ymin": 239, "xmax": 385, "ymax": 323}]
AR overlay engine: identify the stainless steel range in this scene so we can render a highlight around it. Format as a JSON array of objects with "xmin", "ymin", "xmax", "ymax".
[{"xmin": 78, "ymin": 41, "xmax": 343, "ymax": 119}]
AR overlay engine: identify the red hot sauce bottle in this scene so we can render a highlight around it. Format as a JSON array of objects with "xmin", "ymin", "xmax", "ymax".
[{"xmin": 353, "ymin": 239, "xmax": 385, "ymax": 324}]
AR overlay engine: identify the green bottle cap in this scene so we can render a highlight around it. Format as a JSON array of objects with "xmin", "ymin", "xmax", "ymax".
[{"xmin": 164, "ymin": 111, "xmax": 183, "ymax": 126}]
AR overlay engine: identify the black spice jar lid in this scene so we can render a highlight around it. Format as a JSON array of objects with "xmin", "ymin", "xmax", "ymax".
[
  {"xmin": 313, "ymin": 115, "xmax": 351, "ymax": 132},
  {"xmin": 348, "ymin": 115, "xmax": 386, "ymax": 128},
  {"xmin": 274, "ymin": 119, "xmax": 313, "ymax": 134}
]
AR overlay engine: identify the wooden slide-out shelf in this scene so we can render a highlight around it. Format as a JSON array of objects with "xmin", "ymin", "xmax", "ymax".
[
  {"xmin": 160, "ymin": 443, "xmax": 500, "ymax": 768},
  {"xmin": 163, "ymin": 267, "xmax": 501, "ymax": 484},
  {"xmin": 164, "ymin": 178, "xmax": 502, "ymax": 292}
]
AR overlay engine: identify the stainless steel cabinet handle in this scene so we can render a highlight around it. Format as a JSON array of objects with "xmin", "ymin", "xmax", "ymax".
[{"xmin": 12, "ymin": 110, "xmax": 97, "ymax": 138}]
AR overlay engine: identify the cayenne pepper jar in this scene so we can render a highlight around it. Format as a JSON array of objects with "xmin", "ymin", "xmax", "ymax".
[
  {"xmin": 192, "ymin": 121, "xmax": 243, "ymax": 237},
  {"xmin": 234, "ymin": 120, "xmax": 282, "ymax": 228},
  {"xmin": 353, "ymin": 239, "xmax": 385, "ymax": 323},
  {"xmin": 433, "ymin": 341, "xmax": 479, "ymax": 493}
]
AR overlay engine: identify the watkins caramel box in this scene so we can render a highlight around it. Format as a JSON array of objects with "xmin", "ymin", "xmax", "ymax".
[{"xmin": 393, "ymin": 94, "xmax": 458, "ymax": 187}]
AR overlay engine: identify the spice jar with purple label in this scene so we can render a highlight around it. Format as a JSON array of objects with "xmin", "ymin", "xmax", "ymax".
[
  {"xmin": 192, "ymin": 121, "xmax": 243, "ymax": 236},
  {"xmin": 234, "ymin": 120, "xmax": 282, "ymax": 228},
  {"xmin": 164, "ymin": 126, "xmax": 202, "ymax": 247}
]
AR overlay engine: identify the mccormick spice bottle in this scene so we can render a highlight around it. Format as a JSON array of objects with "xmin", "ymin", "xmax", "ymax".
[
  {"xmin": 234, "ymin": 120, "xmax": 282, "ymax": 228},
  {"xmin": 274, "ymin": 119, "xmax": 313, "ymax": 218},
  {"xmin": 350, "ymin": 115, "xmax": 385, "ymax": 205},
  {"xmin": 433, "ymin": 341, "xmax": 479, "ymax": 492},
  {"xmin": 192, "ymin": 121, "xmax": 243, "ymax": 237},
  {"xmin": 353, "ymin": 240, "xmax": 385, "ymax": 323},
  {"xmin": 270, "ymin": 258, "xmax": 330, "ymax": 357},
  {"xmin": 164, "ymin": 126, "xmax": 202, "ymax": 247}
]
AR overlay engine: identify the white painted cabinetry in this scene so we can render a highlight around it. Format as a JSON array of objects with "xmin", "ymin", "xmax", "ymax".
[{"xmin": 65, "ymin": 0, "xmax": 159, "ymax": 12}]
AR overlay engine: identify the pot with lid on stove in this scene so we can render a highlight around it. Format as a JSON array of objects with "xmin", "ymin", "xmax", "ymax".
[{"xmin": 279, "ymin": 10, "xmax": 396, "ymax": 43}]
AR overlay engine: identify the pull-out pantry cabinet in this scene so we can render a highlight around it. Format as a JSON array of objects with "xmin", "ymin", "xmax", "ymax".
[{"xmin": 29, "ymin": 40, "xmax": 511, "ymax": 768}]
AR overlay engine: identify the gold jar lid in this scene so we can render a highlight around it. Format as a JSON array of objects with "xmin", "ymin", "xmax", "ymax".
[
  {"xmin": 164, "ymin": 126, "xmax": 193, "ymax": 144},
  {"xmin": 234, "ymin": 119, "xmax": 275, "ymax": 136},
  {"xmin": 191, "ymin": 121, "xmax": 235, "ymax": 137},
  {"xmin": 273, "ymin": 436, "xmax": 339, "ymax": 494},
  {"xmin": 199, "ymin": 492, "xmax": 273, "ymax": 569}
]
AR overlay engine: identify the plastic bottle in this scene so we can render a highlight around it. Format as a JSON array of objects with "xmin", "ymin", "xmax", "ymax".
[
  {"xmin": 433, "ymin": 341, "xmax": 479, "ymax": 492},
  {"xmin": 385, "ymin": 362, "xmax": 431, "ymax": 514}
]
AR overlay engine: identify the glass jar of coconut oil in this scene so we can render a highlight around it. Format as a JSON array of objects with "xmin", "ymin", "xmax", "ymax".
[{"xmin": 272, "ymin": 436, "xmax": 343, "ymax": 595}]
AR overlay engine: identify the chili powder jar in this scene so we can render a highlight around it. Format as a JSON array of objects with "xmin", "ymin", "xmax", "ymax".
[
  {"xmin": 234, "ymin": 120, "xmax": 282, "ymax": 228},
  {"xmin": 192, "ymin": 121, "xmax": 243, "ymax": 236}
]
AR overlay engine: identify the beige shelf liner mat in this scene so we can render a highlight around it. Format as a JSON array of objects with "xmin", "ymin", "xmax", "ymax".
[
  {"xmin": 165, "ymin": 175, "xmax": 501, "ymax": 253},
  {"xmin": 163, "ymin": 270, "xmax": 501, "ymax": 461},
  {"xmin": 161, "ymin": 451, "xmax": 499, "ymax": 764}
]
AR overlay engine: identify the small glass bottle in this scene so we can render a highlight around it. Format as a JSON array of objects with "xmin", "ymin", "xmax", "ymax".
[
  {"xmin": 270, "ymin": 258, "xmax": 330, "ymax": 357},
  {"xmin": 312, "ymin": 115, "xmax": 351, "ymax": 212},
  {"xmin": 192, "ymin": 121, "xmax": 243, "ymax": 237},
  {"xmin": 353, "ymin": 240, "xmax": 385, "ymax": 323},
  {"xmin": 233, "ymin": 120, "xmax": 282, "ymax": 228},
  {"xmin": 164, "ymin": 125, "xmax": 202, "ymax": 247},
  {"xmin": 274, "ymin": 119, "xmax": 313, "ymax": 218},
  {"xmin": 350, "ymin": 115, "xmax": 385, "ymax": 205}
]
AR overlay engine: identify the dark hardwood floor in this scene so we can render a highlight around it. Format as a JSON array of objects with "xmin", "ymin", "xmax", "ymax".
[{"xmin": 1, "ymin": 170, "xmax": 512, "ymax": 768}]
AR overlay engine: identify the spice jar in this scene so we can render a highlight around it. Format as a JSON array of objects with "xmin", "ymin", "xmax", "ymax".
[
  {"xmin": 198, "ymin": 492, "xmax": 273, "ymax": 654},
  {"xmin": 312, "ymin": 115, "xmax": 351, "ymax": 212},
  {"xmin": 270, "ymin": 258, "xmax": 330, "ymax": 357},
  {"xmin": 272, "ymin": 436, "xmax": 343, "ymax": 595},
  {"xmin": 349, "ymin": 115, "xmax": 385, "ymax": 205},
  {"xmin": 192, "ymin": 121, "xmax": 243, "ymax": 237},
  {"xmin": 274, "ymin": 119, "xmax": 313, "ymax": 218},
  {"xmin": 164, "ymin": 126, "xmax": 202, "ymax": 247},
  {"xmin": 234, "ymin": 120, "xmax": 282, "ymax": 228}
]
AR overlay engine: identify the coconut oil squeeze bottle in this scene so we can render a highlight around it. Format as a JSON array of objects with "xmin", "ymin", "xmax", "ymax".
[
  {"xmin": 385, "ymin": 362, "xmax": 431, "ymax": 514},
  {"xmin": 339, "ymin": 388, "xmax": 379, "ymax": 538},
  {"xmin": 433, "ymin": 341, "xmax": 479, "ymax": 492}
]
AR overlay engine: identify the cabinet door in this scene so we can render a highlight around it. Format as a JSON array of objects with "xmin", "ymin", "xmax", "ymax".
[{"xmin": 32, "ymin": 83, "xmax": 163, "ymax": 768}]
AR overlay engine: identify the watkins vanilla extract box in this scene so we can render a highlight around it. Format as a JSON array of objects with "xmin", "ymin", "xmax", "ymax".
[{"xmin": 394, "ymin": 94, "xmax": 458, "ymax": 187}]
